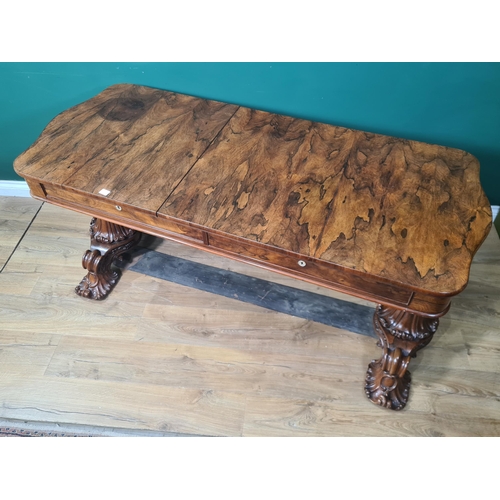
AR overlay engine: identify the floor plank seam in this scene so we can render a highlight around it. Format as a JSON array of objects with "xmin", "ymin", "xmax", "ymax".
[{"xmin": 0, "ymin": 201, "xmax": 44, "ymax": 274}]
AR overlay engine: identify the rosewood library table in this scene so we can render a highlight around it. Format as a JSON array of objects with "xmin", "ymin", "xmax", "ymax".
[{"xmin": 14, "ymin": 84, "xmax": 492, "ymax": 410}]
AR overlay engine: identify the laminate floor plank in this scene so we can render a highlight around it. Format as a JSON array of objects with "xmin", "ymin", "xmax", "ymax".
[
  {"xmin": 44, "ymin": 335, "xmax": 374, "ymax": 403},
  {"xmin": 0, "ymin": 271, "xmax": 41, "ymax": 296},
  {"xmin": 138, "ymin": 303, "xmax": 377, "ymax": 360},
  {"xmin": 241, "ymin": 395, "xmax": 500, "ymax": 437},
  {"xmin": 0, "ymin": 331, "xmax": 60, "ymax": 367},
  {"xmin": 0, "ymin": 293, "xmax": 143, "ymax": 340},
  {"xmin": 0, "ymin": 376, "xmax": 245, "ymax": 436},
  {"xmin": 460, "ymin": 324, "xmax": 500, "ymax": 373}
]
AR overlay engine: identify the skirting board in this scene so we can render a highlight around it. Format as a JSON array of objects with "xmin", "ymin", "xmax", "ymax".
[
  {"xmin": 491, "ymin": 205, "xmax": 500, "ymax": 220},
  {"xmin": 0, "ymin": 179, "xmax": 499, "ymax": 222},
  {"xmin": 0, "ymin": 180, "xmax": 30, "ymax": 197},
  {"xmin": 492, "ymin": 205, "xmax": 499, "ymax": 221}
]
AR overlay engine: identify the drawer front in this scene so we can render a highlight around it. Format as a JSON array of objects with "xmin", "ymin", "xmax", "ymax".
[
  {"xmin": 39, "ymin": 181, "xmax": 413, "ymax": 308},
  {"xmin": 208, "ymin": 233, "xmax": 413, "ymax": 306},
  {"xmin": 42, "ymin": 183, "xmax": 205, "ymax": 242}
]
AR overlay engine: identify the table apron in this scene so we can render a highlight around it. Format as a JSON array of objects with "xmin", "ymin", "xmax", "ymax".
[{"xmin": 27, "ymin": 179, "xmax": 452, "ymax": 318}]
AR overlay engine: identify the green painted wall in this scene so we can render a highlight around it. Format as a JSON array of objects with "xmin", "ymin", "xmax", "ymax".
[{"xmin": 1, "ymin": 62, "xmax": 499, "ymax": 204}]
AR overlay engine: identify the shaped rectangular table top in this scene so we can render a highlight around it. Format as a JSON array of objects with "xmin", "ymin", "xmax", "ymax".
[{"xmin": 14, "ymin": 83, "xmax": 492, "ymax": 297}]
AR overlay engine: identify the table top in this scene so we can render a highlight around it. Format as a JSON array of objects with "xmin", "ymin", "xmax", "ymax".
[{"xmin": 14, "ymin": 83, "xmax": 492, "ymax": 296}]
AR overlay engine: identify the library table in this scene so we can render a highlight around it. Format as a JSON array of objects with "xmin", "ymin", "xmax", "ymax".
[{"xmin": 14, "ymin": 84, "xmax": 492, "ymax": 410}]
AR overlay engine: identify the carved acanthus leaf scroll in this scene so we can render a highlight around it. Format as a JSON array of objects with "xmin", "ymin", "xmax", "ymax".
[
  {"xmin": 75, "ymin": 218, "xmax": 141, "ymax": 300},
  {"xmin": 365, "ymin": 305, "xmax": 439, "ymax": 410}
]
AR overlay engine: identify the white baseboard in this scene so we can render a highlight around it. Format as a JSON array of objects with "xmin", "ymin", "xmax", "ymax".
[
  {"xmin": 0, "ymin": 180, "xmax": 30, "ymax": 197},
  {"xmin": 0, "ymin": 179, "xmax": 498, "ymax": 222},
  {"xmin": 492, "ymin": 205, "xmax": 499, "ymax": 222}
]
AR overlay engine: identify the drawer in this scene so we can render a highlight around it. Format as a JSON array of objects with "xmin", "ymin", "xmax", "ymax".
[
  {"xmin": 208, "ymin": 232, "xmax": 413, "ymax": 306},
  {"xmin": 39, "ymin": 181, "xmax": 413, "ymax": 307},
  {"xmin": 42, "ymin": 183, "xmax": 205, "ymax": 242}
]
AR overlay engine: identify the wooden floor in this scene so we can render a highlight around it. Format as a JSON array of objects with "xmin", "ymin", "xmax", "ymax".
[{"xmin": 1, "ymin": 195, "xmax": 499, "ymax": 436}]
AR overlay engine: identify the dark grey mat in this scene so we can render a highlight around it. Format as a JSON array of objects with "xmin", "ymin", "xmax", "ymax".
[{"xmin": 128, "ymin": 250, "xmax": 375, "ymax": 337}]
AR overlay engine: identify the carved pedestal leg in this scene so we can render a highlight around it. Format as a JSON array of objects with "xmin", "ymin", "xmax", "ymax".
[
  {"xmin": 75, "ymin": 218, "xmax": 141, "ymax": 300},
  {"xmin": 365, "ymin": 305, "xmax": 439, "ymax": 410}
]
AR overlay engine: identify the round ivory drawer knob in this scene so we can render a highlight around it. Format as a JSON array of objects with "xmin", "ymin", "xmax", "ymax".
[
  {"xmin": 298, "ymin": 260, "xmax": 306, "ymax": 267},
  {"xmin": 115, "ymin": 205, "xmax": 122, "ymax": 211}
]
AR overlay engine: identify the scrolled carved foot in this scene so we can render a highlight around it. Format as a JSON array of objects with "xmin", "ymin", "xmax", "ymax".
[
  {"xmin": 75, "ymin": 218, "xmax": 141, "ymax": 300},
  {"xmin": 75, "ymin": 249, "xmax": 120, "ymax": 299},
  {"xmin": 365, "ymin": 349, "xmax": 412, "ymax": 410},
  {"xmin": 365, "ymin": 305, "xmax": 439, "ymax": 411}
]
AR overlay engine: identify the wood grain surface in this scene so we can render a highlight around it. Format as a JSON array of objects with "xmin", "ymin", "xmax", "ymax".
[
  {"xmin": 14, "ymin": 84, "xmax": 238, "ymax": 211},
  {"xmin": 161, "ymin": 106, "xmax": 492, "ymax": 294},
  {"xmin": 14, "ymin": 84, "xmax": 492, "ymax": 297},
  {"xmin": 1, "ymin": 200, "xmax": 499, "ymax": 436}
]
